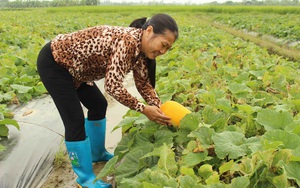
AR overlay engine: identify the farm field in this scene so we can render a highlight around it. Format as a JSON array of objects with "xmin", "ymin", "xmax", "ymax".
[{"xmin": 1, "ymin": 5, "xmax": 300, "ymax": 187}]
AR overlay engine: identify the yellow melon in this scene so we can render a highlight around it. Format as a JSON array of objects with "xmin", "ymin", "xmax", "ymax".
[{"xmin": 160, "ymin": 101, "xmax": 191, "ymax": 127}]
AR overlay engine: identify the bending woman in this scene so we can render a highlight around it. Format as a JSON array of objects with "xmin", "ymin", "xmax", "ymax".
[{"xmin": 36, "ymin": 13, "xmax": 178, "ymax": 188}]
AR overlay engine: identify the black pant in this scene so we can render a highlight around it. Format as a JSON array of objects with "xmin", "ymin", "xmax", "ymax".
[{"xmin": 36, "ymin": 42, "xmax": 107, "ymax": 141}]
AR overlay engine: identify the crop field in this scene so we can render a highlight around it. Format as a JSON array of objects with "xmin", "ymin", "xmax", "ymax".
[{"xmin": 1, "ymin": 5, "xmax": 300, "ymax": 187}]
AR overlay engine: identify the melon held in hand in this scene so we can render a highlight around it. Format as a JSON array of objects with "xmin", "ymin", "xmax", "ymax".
[{"xmin": 160, "ymin": 101, "xmax": 191, "ymax": 127}]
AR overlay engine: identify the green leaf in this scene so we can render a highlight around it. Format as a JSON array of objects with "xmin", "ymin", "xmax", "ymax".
[
  {"xmin": 262, "ymin": 130, "xmax": 300, "ymax": 150},
  {"xmin": 228, "ymin": 83, "xmax": 252, "ymax": 94},
  {"xmin": 280, "ymin": 161, "xmax": 300, "ymax": 185},
  {"xmin": 10, "ymin": 84, "xmax": 33, "ymax": 94},
  {"xmin": 114, "ymin": 131, "xmax": 135, "ymax": 156},
  {"xmin": 153, "ymin": 130, "xmax": 174, "ymax": 148},
  {"xmin": 188, "ymin": 126, "xmax": 214, "ymax": 148},
  {"xmin": 96, "ymin": 156, "xmax": 118, "ymax": 180},
  {"xmin": 0, "ymin": 92, "xmax": 13, "ymax": 103},
  {"xmin": 202, "ymin": 106, "xmax": 226, "ymax": 124},
  {"xmin": 180, "ymin": 112, "xmax": 201, "ymax": 131},
  {"xmin": 142, "ymin": 182, "xmax": 161, "ymax": 188},
  {"xmin": 205, "ymin": 171, "xmax": 220, "ymax": 185},
  {"xmin": 115, "ymin": 147, "xmax": 152, "ymax": 184},
  {"xmin": 119, "ymin": 168, "xmax": 178, "ymax": 188},
  {"xmin": 0, "ymin": 124, "xmax": 9, "ymax": 137},
  {"xmin": 216, "ymin": 98, "xmax": 233, "ymax": 113},
  {"xmin": 175, "ymin": 113, "xmax": 201, "ymax": 145},
  {"xmin": 228, "ymin": 176, "xmax": 250, "ymax": 188},
  {"xmin": 0, "ymin": 119, "xmax": 20, "ymax": 131},
  {"xmin": 198, "ymin": 164, "xmax": 213, "ymax": 179},
  {"xmin": 256, "ymin": 109, "xmax": 293, "ymax": 131},
  {"xmin": 119, "ymin": 177, "xmax": 142, "ymax": 188},
  {"xmin": 219, "ymin": 160, "xmax": 235, "ymax": 174},
  {"xmin": 180, "ymin": 166, "xmax": 194, "ymax": 176},
  {"xmin": 245, "ymin": 136, "xmax": 261, "ymax": 153},
  {"xmin": 212, "ymin": 131, "xmax": 248, "ymax": 159},
  {"xmin": 290, "ymin": 147, "xmax": 300, "ymax": 162},
  {"xmin": 268, "ymin": 174, "xmax": 288, "ymax": 188},
  {"xmin": 157, "ymin": 144, "xmax": 178, "ymax": 177},
  {"xmin": 238, "ymin": 157, "xmax": 253, "ymax": 175},
  {"xmin": 249, "ymin": 70, "xmax": 266, "ymax": 80},
  {"xmin": 251, "ymin": 91, "xmax": 275, "ymax": 107},
  {"xmin": 179, "ymin": 175, "xmax": 202, "ymax": 188},
  {"xmin": 112, "ymin": 117, "xmax": 138, "ymax": 132},
  {"xmin": 141, "ymin": 143, "xmax": 178, "ymax": 177},
  {"xmin": 144, "ymin": 169, "xmax": 178, "ymax": 187},
  {"xmin": 236, "ymin": 104, "xmax": 261, "ymax": 115},
  {"xmin": 182, "ymin": 151, "xmax": 210, "ymax": 167}
]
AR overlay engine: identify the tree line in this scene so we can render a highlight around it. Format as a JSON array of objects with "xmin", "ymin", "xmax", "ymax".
[{"xmin": 0, "ymin": 0, "xmax": 299, "ymax": 9}]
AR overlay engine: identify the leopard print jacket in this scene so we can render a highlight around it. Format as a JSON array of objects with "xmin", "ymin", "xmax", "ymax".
[{"xmin": 50, "ymin": 25, "xmax": 161, "ymax": 112}]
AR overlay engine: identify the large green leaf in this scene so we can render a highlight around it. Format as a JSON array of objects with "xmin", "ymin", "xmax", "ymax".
[
  {"xmin": 212, "ymin": 131, "xmax": 249, "ymax": 159},
  {"xmin": 112, "ymin": 117, "xmax": 138, "ymax": 132},
  {"xmin": 153, "ymin": 130, "xmax": 174, "ymax": 148},
  {"xmin": 256, "ymin": 109, "xmax": 293, "ymax": 131},
  {"xmin": 0, "ymin": 119, "xmax": 20, "ymax": 131},
  {"xmin": 182, "ymin": 151, "xmax": 210, "ymax": 167},
  {"xmin": 175, "ymin": 113, "xmax": 201, "ymax": 145},
  {"xmin": 157, "ymin": 144, "xmax": 178, "ymax": 176},
  {"xmin": 140, "ymin": 143, "xmax": 178, "ymax": 177},
  {"xmin": 227, "ymin": 83, "xmax": 252, "ymax": 94},
  {"xmin": 262, "ymin": 130, "xmax": 300, "ymax": 150},
  {"xmin": 114, "ymin": 131, "xmax": 136, "ymax": 156},
  {"xmin": 280, "ymin": 161, "xmax": 300, "ymax": 185},
  {"xmin": 96, "ymin": 156, "xmax": 118, "ymax": 180},
  {"xmin": 198, "ymin": 164, "xmax": 214, "ymax": 179},
  {"xmin": 10, "ymin": 84, "xmax": 33, "ymax": 94},
  {"xmin": 115, "ymin": 146, "xmax": 153, "ymax": 184}
]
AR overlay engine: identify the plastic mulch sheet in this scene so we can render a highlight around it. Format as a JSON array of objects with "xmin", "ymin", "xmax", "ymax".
[{"xmin": 0, "ymin": 95, "xmax": 64, "ymax": 188}]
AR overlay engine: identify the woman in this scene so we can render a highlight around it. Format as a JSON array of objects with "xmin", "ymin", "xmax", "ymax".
[{"xmin": 37, "ymin": 13, "xmax": 178, "ymax": 188}]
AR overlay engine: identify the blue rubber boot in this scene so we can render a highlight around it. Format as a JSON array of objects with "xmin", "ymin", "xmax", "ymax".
[
  {"xmin": 85, "ymin": 118, "xmax": 114, "ymax": 162},
  {"xmin": 65, "ymin": 138, "xmax": 112, "ymax": 188}
]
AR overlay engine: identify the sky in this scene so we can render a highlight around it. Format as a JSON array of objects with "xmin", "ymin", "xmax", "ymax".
[{"xmin": 107, "ymin": 0, "xmax": 243, "ymax": 4}]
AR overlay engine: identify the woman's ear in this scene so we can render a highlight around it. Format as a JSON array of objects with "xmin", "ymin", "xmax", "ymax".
[{"xmin": 145, "ymin": 25, "xmax": 154, "ymax": 38}]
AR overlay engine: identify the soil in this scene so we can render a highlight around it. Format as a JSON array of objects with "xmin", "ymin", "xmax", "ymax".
[{"xmin": 40, "ymin": 151, "xmax": 114, "ymax": 188}]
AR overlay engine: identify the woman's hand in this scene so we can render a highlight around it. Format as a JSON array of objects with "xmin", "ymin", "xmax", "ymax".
[{"xmin": 142, "ymin": 105, "xmax": 172, "ymax": 126}]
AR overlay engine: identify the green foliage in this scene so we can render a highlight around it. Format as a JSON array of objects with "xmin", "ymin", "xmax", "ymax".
[
  {"xmin": 1, "ymin": 6, "xmax": 300, "ymax": 186},
  {"xmin": 92, "ymin": 8, "xmax": 299, "ymax": 186}
]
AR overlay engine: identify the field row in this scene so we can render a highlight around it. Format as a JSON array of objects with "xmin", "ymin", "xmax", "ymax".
[{"xmin": 210, "ymin": 13, "xmax": 300, "ymax": 49}]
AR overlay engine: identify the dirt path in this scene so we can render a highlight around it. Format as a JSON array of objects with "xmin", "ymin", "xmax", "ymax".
[{"xmin": 40, "ymin": 153, "xmax": 112, "ymax": 188}]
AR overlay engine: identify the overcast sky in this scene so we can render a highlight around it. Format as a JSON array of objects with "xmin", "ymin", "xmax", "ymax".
[{"xmin": 108, "ymin": 0, "xmax": 243, "ymax": 4}]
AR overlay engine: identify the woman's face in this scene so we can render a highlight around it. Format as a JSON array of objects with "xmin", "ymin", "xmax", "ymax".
[{"xmin": 141, "ymin": 26, "xmax": 176, "ymax": 59}]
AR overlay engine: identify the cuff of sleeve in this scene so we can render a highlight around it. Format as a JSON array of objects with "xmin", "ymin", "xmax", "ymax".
[{"xmin": 136, "ymin": 102, "xmax": 146, "ymax": 113}]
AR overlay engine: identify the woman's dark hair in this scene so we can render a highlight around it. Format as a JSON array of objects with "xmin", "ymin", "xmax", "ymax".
[
  {"xmin": 129, "ymin": 14, "xmax": 178, "ymax": 88},
  {"xmin": 129, "ymin": 14, "xmax": 179, "ymax": 40}
]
